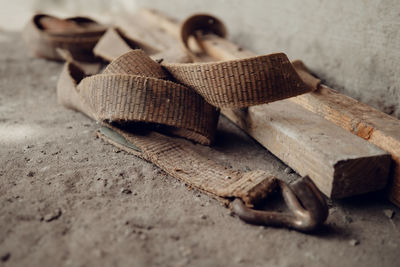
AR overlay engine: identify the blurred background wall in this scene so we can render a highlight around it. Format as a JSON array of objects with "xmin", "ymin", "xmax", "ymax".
[{"xmin": 1, "ymin": 0, "xmax": 400, "ymax": 118}]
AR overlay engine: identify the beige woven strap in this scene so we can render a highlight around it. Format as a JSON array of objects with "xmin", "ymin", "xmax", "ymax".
[
  {"xmin": 58, "ymin": 50, "xmax": 219, "ymax": 145},
  {"xmin": 97, "ymin": 124, "xmax": 277, "ymax": 206},
  {"xmin": 22, "ymin": 14, "xmax": 106, "ymax": 62},
  {"xmin": 36, "ymin": 12, "xmax": 320, "ymax": 206},
  {"xmin": 56, "ymin": 47, "xmax": 315, "ymax": 205},
  {"xmin": 92, "ymin": 18, "xmax": 319, "ymax": 108},
  {"xmin": 163, "ymin": 54, "xmax": 312, "ymax": 108}
]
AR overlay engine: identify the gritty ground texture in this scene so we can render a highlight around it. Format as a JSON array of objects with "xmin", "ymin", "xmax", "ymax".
[{"xmin": 1, "ymin": 32, "xmax": 400, "ymax": 267}]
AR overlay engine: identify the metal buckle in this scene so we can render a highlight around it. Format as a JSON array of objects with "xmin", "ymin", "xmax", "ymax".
[{"xmin": 231, "ymin": 176, "xmax": 328, "ymax": 232}]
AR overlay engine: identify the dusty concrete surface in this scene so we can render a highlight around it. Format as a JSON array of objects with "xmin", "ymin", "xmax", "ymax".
[{"xmin": 1, "ymin": 32, "xmax": 400, "ymax": 267}]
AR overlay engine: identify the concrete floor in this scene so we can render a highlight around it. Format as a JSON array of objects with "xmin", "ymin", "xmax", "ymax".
[{"xmin": 1, "ymin": 32, "xmax": 400, "ymax": 267}]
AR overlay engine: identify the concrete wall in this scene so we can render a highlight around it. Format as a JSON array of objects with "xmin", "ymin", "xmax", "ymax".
[{"xmin": 2, "ymin": 0, "xmax": 400, "ymax": 118}]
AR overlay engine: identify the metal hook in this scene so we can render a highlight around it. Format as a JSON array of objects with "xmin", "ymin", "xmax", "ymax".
[{"xmin": 231, "ymin": 176, "xmax": 328, "ymax": 232}]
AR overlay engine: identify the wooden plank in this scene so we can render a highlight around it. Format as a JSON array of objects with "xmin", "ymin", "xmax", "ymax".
[
  {"xmin": 222, "ymin": 102, "xmax": 390, "ymax": 198},
  {"xmin": 291, "ymin": 86, "xmax": 400, "ymax": 205},
  {"xmin": 117, "ymin": 10, "xmax": 393, "ymax": 198}
]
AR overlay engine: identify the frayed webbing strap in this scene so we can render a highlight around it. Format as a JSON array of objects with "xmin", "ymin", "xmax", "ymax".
[
  {"xmin": 93, "ymin": 21, "xmax": 317, "ymax": 109},
  {"xmin": 64, "ymin": 50, "xmax": 220, "ymax": 145},
  {"xmin": 22, "ymin": 14, "xmax": 106, "ymax": 62},
  {"xmin": 163, "ymin": 54, "xmax": 311, "ymax": 108},
  {"xmin": 60, "ymin": 48, "xmax": 315, "ymax": 145},
  {"xmin": 97, "ymin": 124, "xmax": 278, "ymax": 207},
  {"xmin": 57, "ymin": 48, "xmax": 312, "ymax": 205},
  {"xmin": 56, "ymin": 14, "xmax": 319, "ymax": 206}
]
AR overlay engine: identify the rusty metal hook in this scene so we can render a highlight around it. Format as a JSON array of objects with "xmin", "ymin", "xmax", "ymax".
[{"xmin": 231, "ymin": 176, "xmax": 328, "ymax": 232}]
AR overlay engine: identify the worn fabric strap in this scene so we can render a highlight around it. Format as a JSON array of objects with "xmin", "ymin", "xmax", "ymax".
[
  {"xmin": 93, "ymin": 22, "xmax": 321, "ymax": 106},
  {"xmin": 178, "ymin": 13, "xmax": 322, "ymax": 91},
  {"xmin": 58, "ymin": 50, "xmax": 219, "ymax": 145},
  {"xmin": 51, "ymin": 13, "xmax": 321, "ymax": 206},
  {"xmin": 93, "ymin": 27, "xmax": 314, "ymax": 109},
  {"xmin": 97, "ymin": 124, "xmax": 278, "ymax": 206},
  {"xmin": 22, "ymin": 14, "xmax": 107, "ymax": 62},
  {"xmin": 163, "ymin": 54, "xmax": 312, "ymax": 108},
  {"xmin": 56, "ymin": 49, "xmax": 313, "ymax": 205},
  {"xmin": 58, "ymin": 46, "xmax": 315, "ymax": 145}
]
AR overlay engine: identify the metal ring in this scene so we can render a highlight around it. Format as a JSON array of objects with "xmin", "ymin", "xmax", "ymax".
[{"xmin": 231, "ymin": 176, "xmax": 328, "ymax": 232}]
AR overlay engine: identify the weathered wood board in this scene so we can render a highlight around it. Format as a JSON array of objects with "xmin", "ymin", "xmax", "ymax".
[
  {"xmin": 222, "ymin": 102, "xmax": 390, "ymax": 198},
  {"xmin": 291, "ymin": 86, "xmax": 400, "ymax": 205}
]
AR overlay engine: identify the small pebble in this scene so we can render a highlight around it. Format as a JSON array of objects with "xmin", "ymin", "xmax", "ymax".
[
  {"xmin": 1, "ymin": 252, "xmax": 10, "ymax": 262},
  {"xmin": 44, "ymin": 209, "xmax": 62, "ymax": 222},
  {"xmin": 200, "ymin": 214, "xmax": 207, "ymax": 220},
  {"xmin": 170, "ymin": 234, "xmax": 180, "ymax": 241},
  {"xmin": 121, "ymin": 188, "xmax": 132, "ymax": 194},
  {"xmin": 27, "ymin": 171, "xmax": 35, "ymax": 177},
  {"xmin": 383, "ymin": 209, "xmax": 395, "ymax": 219},
  {"xmin": 349, "ymin": 239, "xmax": 360, "ymax": 246}
]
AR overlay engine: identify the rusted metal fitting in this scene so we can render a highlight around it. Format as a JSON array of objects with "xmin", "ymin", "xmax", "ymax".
[{"xmin": 231, "ymin": 176, "xmax": 328, "ymax": 232}]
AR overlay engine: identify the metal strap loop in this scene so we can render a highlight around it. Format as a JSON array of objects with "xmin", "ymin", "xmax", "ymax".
[{"xmin": 232, "ymin": 176, "xmax": 328, "ymax": 231}]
